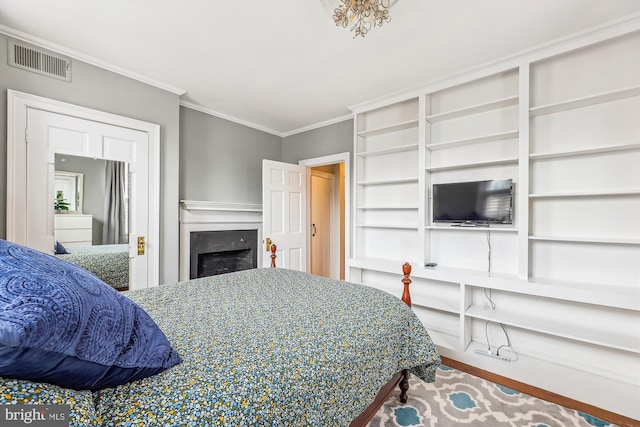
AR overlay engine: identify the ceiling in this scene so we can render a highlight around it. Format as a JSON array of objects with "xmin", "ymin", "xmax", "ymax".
[{"xmin": 0, "ymin": 0, "xmax": 638, "ymax": 136}]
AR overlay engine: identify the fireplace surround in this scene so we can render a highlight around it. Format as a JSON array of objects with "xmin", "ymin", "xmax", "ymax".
[
  {"xmin": 179, "ymin": 201, "xmax": 263, "ymax": 281},
  {"xmin": 190, "ymin": 229, "xmax": 257, "ymax": 279}
]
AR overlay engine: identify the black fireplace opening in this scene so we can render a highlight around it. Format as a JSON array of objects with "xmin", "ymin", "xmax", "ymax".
[{"xmin": 190, "ymin": 230, "xmax": 258, "ymax": 279}]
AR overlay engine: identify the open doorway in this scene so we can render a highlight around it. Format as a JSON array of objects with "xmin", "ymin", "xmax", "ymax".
[{"xmin": 300, "ymin": 153, "xmax": 349, "ymax": 281}]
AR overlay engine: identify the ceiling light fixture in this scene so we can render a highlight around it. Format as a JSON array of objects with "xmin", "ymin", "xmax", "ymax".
[{"xmin": 332, "ymin": 0, "xmax": 392, "ymax": 38}]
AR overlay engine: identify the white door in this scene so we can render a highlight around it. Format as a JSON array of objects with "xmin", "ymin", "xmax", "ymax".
[
  {"xmin": 262, "ymin": 159, "xmax": 307, "ymax": 270},
  {"xmin": 310, "ymin": 170, "xmax": 334, "ymax": 278},
  {"xmin": 26, "ymin": 108, "xmax": 150, "ymax": 288}
]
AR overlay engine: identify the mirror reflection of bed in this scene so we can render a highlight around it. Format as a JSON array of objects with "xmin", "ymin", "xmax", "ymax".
[{"xmin": 53, "ymin": 154, "xmax": 130, "ymax": 291}]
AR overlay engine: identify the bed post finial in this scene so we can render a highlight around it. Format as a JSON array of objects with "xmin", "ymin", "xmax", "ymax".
[
  {"xmin": 270, "ymin": 244, "xmax": 277, "ymax": 267},
  {"xmin": 401, "ymin": 262, "xmax": 412, "ymax": 308}
]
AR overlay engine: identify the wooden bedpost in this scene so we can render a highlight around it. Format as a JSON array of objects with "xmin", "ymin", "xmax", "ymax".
[
  {"xmin": 399, "ymin": 262, "xmax": 412, "ymax": 403},
  {"xmin": 270, "ymin": 244, "xmax": 277, "ymax": 267},
  {"xmin": 401, "ymin": 262, "xmax": 412, "ymax": 308}
]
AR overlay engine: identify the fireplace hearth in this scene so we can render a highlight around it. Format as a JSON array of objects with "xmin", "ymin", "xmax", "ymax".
[{"xmin": 190, "ymin": 230, "xmax": 258, "ymax": 279}]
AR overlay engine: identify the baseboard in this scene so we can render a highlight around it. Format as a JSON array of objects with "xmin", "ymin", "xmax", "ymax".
[{"xmin": 441, "ymin": 356, "xmax": 639, "ymax": 427}]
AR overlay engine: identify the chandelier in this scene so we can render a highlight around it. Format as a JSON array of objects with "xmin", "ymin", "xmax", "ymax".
[{"xmin": 332, "ymin": 0, "xmax": 392, "ymax": 38}]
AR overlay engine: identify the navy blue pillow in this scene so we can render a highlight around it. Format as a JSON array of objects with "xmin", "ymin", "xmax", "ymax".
[
  {"xmin": 0, "ymin": 239, "xmax": 182, "ymax": 390},
  {"xmin": 54, "ymin": 241, "xmax": 68, "ymax": 255}
]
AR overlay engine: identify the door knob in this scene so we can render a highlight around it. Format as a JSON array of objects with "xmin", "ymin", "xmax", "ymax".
[{"xmin": 265, "ymin": 237, "xmax": 272, "ymax": 252}]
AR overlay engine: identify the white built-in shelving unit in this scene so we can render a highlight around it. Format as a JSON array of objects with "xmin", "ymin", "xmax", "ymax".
[{"xmin": 347, "ymin": 16, "xmax": 640, "ymax": 420}]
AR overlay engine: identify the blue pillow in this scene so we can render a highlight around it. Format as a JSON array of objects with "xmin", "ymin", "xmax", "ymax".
[
  {"xmin": 0, "ymin": 239, "xmax": 182, "ymax": 390},
  {"xmin": 54, "ymin": 240, "xmax": 68, "ymax": 255}
]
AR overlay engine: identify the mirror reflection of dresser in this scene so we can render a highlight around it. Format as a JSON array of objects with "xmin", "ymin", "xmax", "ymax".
[{"xmin": 54, "ymin": 213, "xmax": 93, "ymax": 247}]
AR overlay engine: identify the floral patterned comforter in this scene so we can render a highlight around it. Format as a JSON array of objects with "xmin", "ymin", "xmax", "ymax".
[
  {"xmin": 57, "ymin": 244, "xmax": 129, "ymax": 290},
  {"xmin": 1, "ymin": 268, "xmax": 440, "ymax": 426}
]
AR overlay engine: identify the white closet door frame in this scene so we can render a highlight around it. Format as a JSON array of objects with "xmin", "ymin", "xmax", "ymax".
[{"xmin": 6, "ymin": 89, "xmax": 161, "ymax": 288}]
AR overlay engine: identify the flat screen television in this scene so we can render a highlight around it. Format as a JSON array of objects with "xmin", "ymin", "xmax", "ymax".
[{"xmin": 432, "ymin": 179, "xmax": 513, "ymax": 225}]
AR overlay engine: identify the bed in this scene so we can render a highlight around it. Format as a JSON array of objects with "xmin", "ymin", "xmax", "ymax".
[
  {"xmin": 56, "ymin": 244, "xmax": 129, "ymax": 290},
  {"xmin": 0, "ymin": 240, "xmax": 440, "ymax": 426}
]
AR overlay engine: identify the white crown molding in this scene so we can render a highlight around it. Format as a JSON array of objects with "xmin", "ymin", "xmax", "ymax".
[
  {"xmin": 180, "ymin": 101, "xmax": 283, "ymax": 137},
  {"xmin": 281, "ymin": 113, "xmax": 353, "ymax": 138},
  {"xmin": 180, "ymin": 200, "xmax": 262, "ymax": 212},
  {"xmin": 181, "ymin": 100, "xmax": 354, "ymax": 138},
  {"xmin": 0, "ymin": 24, "xmax": 187, "ymax": 96},
  {"xmin": 349, "ymin": 11, "xmax": 640, "ymax": 114}
]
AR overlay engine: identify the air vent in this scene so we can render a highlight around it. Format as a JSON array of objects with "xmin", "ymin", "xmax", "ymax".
[{"xmin": 8, "ymin": 40, "xmax": 72, "ymax": 82}]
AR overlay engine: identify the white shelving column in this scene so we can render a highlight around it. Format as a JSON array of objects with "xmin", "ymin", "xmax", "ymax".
[{"xmin": 517, "ymin": 63, "xmax": 530, "ymax": 279}]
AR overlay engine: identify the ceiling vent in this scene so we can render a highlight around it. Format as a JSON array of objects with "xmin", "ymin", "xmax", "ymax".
[{"xmin": 8, "ymin": 40, "xmax": 72, "ymax": 82}]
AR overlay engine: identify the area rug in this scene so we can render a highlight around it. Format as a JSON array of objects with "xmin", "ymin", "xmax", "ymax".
[{"xmin": 369, "ymin": 365, "xmax": 618, "ymax": 427}]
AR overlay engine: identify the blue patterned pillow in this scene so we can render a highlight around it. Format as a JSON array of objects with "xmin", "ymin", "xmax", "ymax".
[{"xmin": 0, "ymin": 239, "xmax": 182, "ymax": 390}]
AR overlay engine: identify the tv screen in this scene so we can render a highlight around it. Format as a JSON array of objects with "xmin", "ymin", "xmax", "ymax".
[{"xmin": 432, "ymin": 179, "xmax": 513, "ymax": 224}]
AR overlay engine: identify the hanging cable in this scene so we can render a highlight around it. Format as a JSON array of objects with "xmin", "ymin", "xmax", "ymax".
[
  {"xmin": 485, "ymin": 226, "xmax": 492, "ymax": 274},
  {"xmin": 482, "ymin": 224, "xmax": 516, "ymax": 359}
]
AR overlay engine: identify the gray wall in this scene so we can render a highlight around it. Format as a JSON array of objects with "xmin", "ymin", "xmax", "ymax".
[
  {"xmin": 0, "ymin": 35, "xmax": 181, "ymax": 284},
  {"xmin": 180, "ymin": 107, "xmax": 282, "ymax": 204},
  {"xmin": 281, "ymin": 119, "xmax": 353, "ymax": 163},
  {"xmin": 180, "ymin": 110, "xmax": 353, "ymax": 204}
]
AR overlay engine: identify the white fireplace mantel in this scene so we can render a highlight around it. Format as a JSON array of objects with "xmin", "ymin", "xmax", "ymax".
[{"xmin": 179, "ymin": 200, "xmax": 263, "ymax": 281}]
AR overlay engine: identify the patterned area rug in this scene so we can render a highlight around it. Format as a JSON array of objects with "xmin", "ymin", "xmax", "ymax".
[{"xmin": 369, "ymin": 365, "xmax": 618, "ymax": 427}]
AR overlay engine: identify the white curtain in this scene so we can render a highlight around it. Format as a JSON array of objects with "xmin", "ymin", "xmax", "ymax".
[{"xmin": 103, "ymin": 160, "xmax": 127, "ymax": 244}]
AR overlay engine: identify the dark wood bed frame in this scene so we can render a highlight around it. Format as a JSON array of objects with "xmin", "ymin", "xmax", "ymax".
[{"xmin": 269, "ymin": 245, "xmax": 413, "ymax": 426}]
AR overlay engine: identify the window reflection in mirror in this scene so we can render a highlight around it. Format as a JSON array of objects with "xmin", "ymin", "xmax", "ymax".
[{"xmin": 54, "ymin": 171, "xmax": 83, "ymax": 212}]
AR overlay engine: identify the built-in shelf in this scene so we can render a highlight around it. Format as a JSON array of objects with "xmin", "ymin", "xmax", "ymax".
[
  {"xmin": 465, "ymin": 305, "xmax": 640, "ymax": 354},
  {"xmin": 357, "ymin": 143, "xmax": 419, "ymax": 157},
  {"xmin": 426, "ymin": 157, "xmax": 518, "ymax": 172},
  {"xmin": 350, "ymin": 30, "xmax": 640, "ymax": 420},
  {"xmin": 529, "ymin": 86, "xmax": 640, "ymax": 117},
  {"xmin": 357, "ymin": 205, "xmax": 419, "ymax": 210},
  {"xmin": 413, "ymin": 298, "xmax": 459, "ymax": 315},
  {"xmin": 519, "ymin": 278, "xmax": 639, "ymax": 312},
  {"xmin": 357, "ymin": 119, "xmax": 419, "ymax": 137},
  {"xmin": 529, "ymin": 142, "xmax": 640, "ymax": 160},
  {"xmin": 427, "ymin": 130, "xmax": 519, "ymax": 151},
  {"xmin": 348, "ymin": 258, "xmax": 640, "ymax": 311},
  {"xmin": 529, "ymin": 189, "xmax": 640, "ymax": 198},
  {"xmin": 529, "ymin": 235, "xmax": 640, "ymax": 245},
  {"xmin": 426, "ymin": 225, "xmax": 517, "ymax": 232},
  {"xmin": 355, "ymin": 223, "xmax": 419, "ymax": 230},
  {"xmin": 426, "ymin": 95, "xmax": 519, "ymax": 123},
  {"xmin": 356, "ymin": 177, "xmax": 419, "ymax": 186}
]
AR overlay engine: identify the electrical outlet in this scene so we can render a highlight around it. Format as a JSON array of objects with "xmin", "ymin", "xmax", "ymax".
[{"xmin": 475, "ymin": 348, "xmax": 513, "ymax": 362}]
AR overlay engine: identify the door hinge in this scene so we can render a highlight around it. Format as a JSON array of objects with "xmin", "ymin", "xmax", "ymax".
[{"xmin": 25, "ymin": 128, "xmax": 28, "ymax": 144}]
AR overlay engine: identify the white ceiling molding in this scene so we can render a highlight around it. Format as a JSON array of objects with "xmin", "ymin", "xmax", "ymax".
[
  {"xmin": 180, "ymin": 101, "xmax": 353, "ymax": 138},
  {"xmin": 280, "ymin": 114, "xmax": 353, "ymax": 138},
  {"xmin": 179, "ymin": 101, "xmax": 282, "ymax": 137},
  {"xmin": 0, "ymin": 24, "xmax": 187, "ymax": 96}
]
